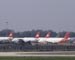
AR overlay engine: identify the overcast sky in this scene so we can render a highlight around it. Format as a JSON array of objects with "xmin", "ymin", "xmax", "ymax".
[{"xmin": 0, "ymin": 0, "xmax": 75, "ymax": 32}]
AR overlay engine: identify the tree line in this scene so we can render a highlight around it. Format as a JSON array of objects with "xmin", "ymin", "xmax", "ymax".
[{"xmin": 0, "ymin": 29, "xmax": 75, "ymax": 37}]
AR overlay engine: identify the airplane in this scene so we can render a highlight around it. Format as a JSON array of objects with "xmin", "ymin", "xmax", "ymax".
[
  {"xmin": 0, "ymin": 32, "xmax": 14, "ymax": 43},
  {"xmin": 46, "ymin": 32, "xmax": 70, "ymax": 44},
  {"xmin": 12, "ymin": 32, "xmax": 40, "ymax": 43}
]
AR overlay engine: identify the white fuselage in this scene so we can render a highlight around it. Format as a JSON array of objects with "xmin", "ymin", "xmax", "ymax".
[
  {"xmin": 12, "ymin": 37, "xmax": 36, "ymax": 43},
  {"xmin": 46, "ymin": 38, "xmax": 70, "ymax": 43},
  {"xmin": 0, "ymin": 37, "xmax": 10, "ymax": 41},
  {"xmin": 12, "ymin": 37, "xmax": 70, "ymax": 43}
]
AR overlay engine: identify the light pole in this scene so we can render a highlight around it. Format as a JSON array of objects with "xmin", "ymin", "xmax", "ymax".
[{"xmin": 5, "ymin": 21, "xmax": 9, "ymax": 30}]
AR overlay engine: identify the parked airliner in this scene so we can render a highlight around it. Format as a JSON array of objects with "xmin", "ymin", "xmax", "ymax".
[{"xmin": 11, "ymin": 32, "xmax": 70, "ymax": 44}]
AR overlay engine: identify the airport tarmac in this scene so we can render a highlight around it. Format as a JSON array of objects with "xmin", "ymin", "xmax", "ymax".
[{"xmin": 0, "ymin": 51, "xmax": 75, "ymax": 57}]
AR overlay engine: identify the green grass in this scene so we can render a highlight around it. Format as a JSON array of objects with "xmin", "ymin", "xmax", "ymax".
[{"xmin": 0, "ymin": 57, "xmax": 75, "ymax": 60}]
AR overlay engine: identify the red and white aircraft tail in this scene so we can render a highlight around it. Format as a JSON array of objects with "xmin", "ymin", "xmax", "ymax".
[
  {"xmin": 59, "ymin": 32, "xmax": 70, "ymax": 43},
  {"xmin": 8, "ymin": 32, "xmax": 14, "ymax": 40},
  {"xmin": 43, "ymin": 32, "xmax": 51, "ymax": 44},
  {"xmin": 45, "ymin": 32, "xmax": 51, "ymax": 38},
  {"xmin": 35, "ymin": 32, "xmax": 40, "ymax": 39},
  {"xmin": 64, "ymin": 32, "xmax": 70, "ymax": 40}
]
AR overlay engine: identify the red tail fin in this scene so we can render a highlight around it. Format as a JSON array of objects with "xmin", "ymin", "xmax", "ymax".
[
  {"xmin": 35, "ymin": 32, "xmax": 40, "ymax": 38},
  {"xmin": 46, "ymin": 32, "xmax": 51, "ymax": 38},
  {"xmin": 59, "ymin": 32, "xmax": 70, "ymax": 43},
  {"xmin": 64, "ymin": 32, "xmax": 70, "ymax": 40}
]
